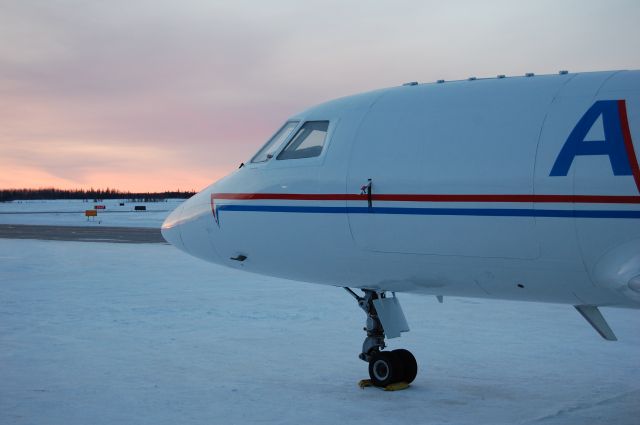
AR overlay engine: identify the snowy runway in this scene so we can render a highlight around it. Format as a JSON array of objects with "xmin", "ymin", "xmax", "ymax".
[
  {"xmin": 0, "ymin": 224, "xmax": 164, "ymax": 244},
  {"xmin": 1, "ymin": 239, "xmax": 639, "ymax": 425}
]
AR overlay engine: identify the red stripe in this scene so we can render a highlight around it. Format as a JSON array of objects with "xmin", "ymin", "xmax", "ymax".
[
  {"xmin": 374, "ymin": 194, "xmax": 639, "ymax": 203},
  {"xmin": 618, "ymin": 99, "xmax": 640, "ymax": 194},
  {"xmin": 211, "ymin": 193, "xmax": 640, "ymax": 204},
  {"xmin": 212, "ymin": 193, "xmax": 362, "ymax": 201}
]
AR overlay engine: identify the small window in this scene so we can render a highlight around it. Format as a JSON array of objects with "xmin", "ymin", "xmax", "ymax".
[
  {"xmin": 251, "ymin": 121, "xmax": 299, "ymax": 163},
  {"xmin": 277, "ymin": 121, "xmax": 329, "ymax": 160}
]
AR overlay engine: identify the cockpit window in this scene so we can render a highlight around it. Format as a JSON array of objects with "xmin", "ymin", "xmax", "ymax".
[
  {"xmin": 276, "ymin": 121, "xmax": 329, "ymax": 160},
  {"xmin": 251, "ymin": 121, "xmax": 299, "ymax": 163}
]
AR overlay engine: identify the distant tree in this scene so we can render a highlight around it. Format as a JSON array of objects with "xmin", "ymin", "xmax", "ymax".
[{"xmin": 0, "ymin": 188, "xmax": 195, "ymax": 202}]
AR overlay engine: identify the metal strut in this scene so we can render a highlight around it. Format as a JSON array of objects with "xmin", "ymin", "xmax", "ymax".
[{"xmin": 345, "ymin": 288, "xmax": 386, "ymax": 362}]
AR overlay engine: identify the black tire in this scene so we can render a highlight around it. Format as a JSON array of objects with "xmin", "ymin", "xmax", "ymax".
[
  {"xmin": 392, "ymin": 348, "xmax": 418, "ymax": 383},
  {"xmin": 368, "ymin": 351, "xmax": 405, "ymax": 387}
]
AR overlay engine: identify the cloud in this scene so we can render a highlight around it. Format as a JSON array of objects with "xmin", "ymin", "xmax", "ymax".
[
  {"xmin": 0, "ymin": 139, "xmax": 224, "ymax": 191},
  {"xmin": 0, "ymin": 0, "xmax": 639, "ymax": 190}
]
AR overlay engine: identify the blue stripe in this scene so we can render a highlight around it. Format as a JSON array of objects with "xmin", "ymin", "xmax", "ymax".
[{"xmin": 218, "ymin": 205, "xmax": 640, "ymax": 219}]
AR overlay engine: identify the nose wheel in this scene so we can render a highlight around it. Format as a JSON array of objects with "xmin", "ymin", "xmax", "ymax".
[
  {"xmin": 368, "ymin": 349, "xmax": 417, "ymax": 386},
  {"xmin": 345, "ymin": 288, "xmax": 418, "ymax": 388}
]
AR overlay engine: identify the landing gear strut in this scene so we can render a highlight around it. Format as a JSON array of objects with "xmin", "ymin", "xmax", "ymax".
[{"xmin": 345, "ymin": 288, "xmax": 418, "ymax": 387}]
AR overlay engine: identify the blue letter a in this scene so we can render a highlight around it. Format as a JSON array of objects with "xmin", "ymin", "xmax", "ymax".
[{"xmin": 550, "ymin": 100, "xmax": 632, "ymax": 176}]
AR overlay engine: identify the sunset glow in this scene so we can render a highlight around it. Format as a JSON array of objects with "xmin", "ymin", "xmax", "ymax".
[{"xmin": 1, "ymin": 1, "xmax": 639, "ymax": 191}]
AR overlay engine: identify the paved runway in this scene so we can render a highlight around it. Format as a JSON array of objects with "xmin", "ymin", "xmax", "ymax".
[{"xmin": 0, "ymin": 224, "xmax": 166, "ymax": 244}]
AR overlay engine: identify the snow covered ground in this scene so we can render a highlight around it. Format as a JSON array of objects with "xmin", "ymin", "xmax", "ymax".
[
  {"xmin": 1, "ymin": 238, "xmax": 639, "ymax": 425},
  {"xmin": 0, "ymin": 199, "xmax": 183, "ymax": 227}
]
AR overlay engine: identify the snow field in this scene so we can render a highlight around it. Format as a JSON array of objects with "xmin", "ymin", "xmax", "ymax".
[
  {"xmin": 0, "ymin": 199, "xmax": 183, "ymax": 227},
  {"xmin": 1, "ymin": 239, "xmax": 639, "ymax": 425}
]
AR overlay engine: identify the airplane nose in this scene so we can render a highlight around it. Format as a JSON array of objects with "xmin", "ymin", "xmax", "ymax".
[
  {"xmin": 161, "ymin": 194, "xmax": 222, "ymax": 263},
  {"xmin": 161, "ymin": 203, "xmax": 186, "ymax": 251}
]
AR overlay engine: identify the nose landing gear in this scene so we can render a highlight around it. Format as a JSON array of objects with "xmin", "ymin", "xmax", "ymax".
[{"xmin": 344, "ymin": 288, "xmax": 418, "ymax": 389}]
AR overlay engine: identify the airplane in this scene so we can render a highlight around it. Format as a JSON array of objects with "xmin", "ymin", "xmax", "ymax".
[{"xmin": 162, "ymin": 69, "xmax": 640, "ymax": 388}]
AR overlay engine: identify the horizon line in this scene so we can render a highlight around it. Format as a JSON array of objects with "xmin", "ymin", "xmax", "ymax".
[{"xmin": 0, "ymin": 187, "xmax": 198, "ymax": 193}]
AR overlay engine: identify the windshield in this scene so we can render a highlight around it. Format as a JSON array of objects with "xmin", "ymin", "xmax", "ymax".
[
  {"xmin": 277, "ymin": 121, "xmax": 329, "ymax": 160},
  {"xmin": 250, "ymin": 121, "xmax": 299, "ymax": 163}
]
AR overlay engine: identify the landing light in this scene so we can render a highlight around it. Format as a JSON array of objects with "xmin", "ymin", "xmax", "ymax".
[{"xmin": 629, "ymin": 276, "xmax": 640, "ymax": 293}]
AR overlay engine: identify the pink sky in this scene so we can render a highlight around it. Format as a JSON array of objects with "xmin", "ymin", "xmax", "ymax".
[{"xmin": 1, "ymin": 1, "xmax": 639, "ymax": 192}]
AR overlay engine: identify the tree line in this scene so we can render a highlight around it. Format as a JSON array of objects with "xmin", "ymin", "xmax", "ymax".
[{"xmin": 0, "ymin": 188, "xmax": 196, "ymax": 202}]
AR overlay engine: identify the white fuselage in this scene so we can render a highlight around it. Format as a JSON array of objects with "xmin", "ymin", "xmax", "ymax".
[{"xmin": 162, "ymin": 70, "xmax": 640, "ymax": 309}]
